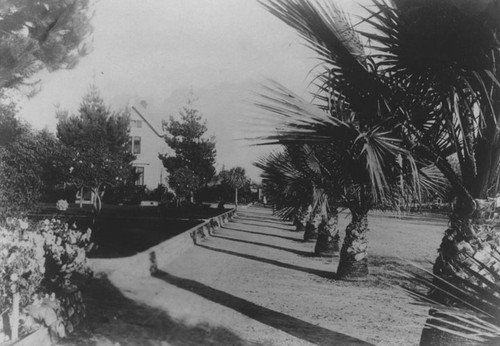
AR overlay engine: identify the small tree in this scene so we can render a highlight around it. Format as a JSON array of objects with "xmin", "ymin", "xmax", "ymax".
[
  {"xmin": 56, "ymin": 86, "xmax": 134, "ymax": 214},
  {"xmin": 160, "ymin": 94, "xmax": 216, "ymax": 202},
  {"xmin": 219, "ymin": 167, "xmax": 249, "ymax": 210},
  {"xmin": 168, "ymin": 167, "xmax": 200, "ymax": 206}
]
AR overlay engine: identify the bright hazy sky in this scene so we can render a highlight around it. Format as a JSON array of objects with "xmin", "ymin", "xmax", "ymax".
[{"xmin": 16, "ymin": 0, "xmax": 365, "ymax": 181}]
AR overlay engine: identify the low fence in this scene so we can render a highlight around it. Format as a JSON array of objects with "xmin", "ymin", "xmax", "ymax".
[{"xmin": 90, "ymin": 208, "xmax": 237, "ymax": 276}]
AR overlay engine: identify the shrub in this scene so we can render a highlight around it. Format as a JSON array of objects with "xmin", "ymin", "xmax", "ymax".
[
  {"xmin": 144, "ymin": 184, "xmax": 166, "ymax": 201},
  {"xmin": 0, "ymin": 213, "xmax": 93, "ymax": 341},
  {"xmin": 102, "ymin": 184, "xmax": 145, "ymax": 205},
  {"xmin": 0, "ymin": 218, "xmax": 46, "ymax": 310},
  {"xmin": 41, "ymin": 186, "xmax": 78, "ymax": 204},
  {"xmin": 35, "ymin": 218, "xmax": 92, "ymax": 290}
]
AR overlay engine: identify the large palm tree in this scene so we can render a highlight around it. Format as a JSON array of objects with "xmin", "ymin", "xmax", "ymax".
[
  {"xmin": 255, "ymin": 0, "xmax": 500, "ymax": 343},
  {"xmin": 362, "ymin": 0, "xmax": 500, "ymax": 281},
  {"xmin": 253, "ymin": 82, "xmax": 441, "ymax": 278},
  {"xmin": 363, "ymin": 2, "xmax": 500, "ymax": 344},
  {"xmin": 257, "ymin": 0, "xmax": 500, "ymax": 274},
  {"xmin": 253, "ymin": 0, "xmax": 441, "ymax": 279}
]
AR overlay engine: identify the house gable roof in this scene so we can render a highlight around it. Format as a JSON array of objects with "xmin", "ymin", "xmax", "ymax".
[{"xmin": 131, "ymin": 106, "xmax": 164, "ymax": 138}]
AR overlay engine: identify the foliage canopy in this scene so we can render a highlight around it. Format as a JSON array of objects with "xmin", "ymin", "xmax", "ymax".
[
  {"xmin": 161, "ymin": 96, "xmax": 216, "ymax": 199},
  {"xmin": 0, "ymin": 99, "xmax": 68, "ymax": 217},
  {"xmin": 56, "ymin": 86, "xmax": 134, "ymax": 211}
]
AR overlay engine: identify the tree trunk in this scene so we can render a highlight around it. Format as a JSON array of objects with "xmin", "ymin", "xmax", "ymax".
[
  {"xmin": 235, "ymin": 188, "xmax": 238, "ymax": 211},
  {"xmin": 337, "ymin": 212, "xmax": 369, "ymax": 280},
  {"xmin": 295, "ymin": 220, "xmax": 306, "ymax": 232},
  {"xmin": 294, "ymin": 206, "xmax": 309, "ymax": 232},
  {"xmin": 431, "ymin": 198, "xmax": 496, "ymax": 297},
  {"xmin": 314, "ymin": 210, "xmax": 339, "ymax": 256},
  {"xmin": 303, "ymin": 209, "xmax": 321, "ymax": 242},
  {"xmin": 9, "ymin": 292, "xmax": 19, "ymax": 341},
  {"xmin": 420, "ymin": 197, "xmax": 499, "ymax": 345},
  {"xmin": 79, "ymin": 187, "xmax": 84, "ymax": 208},
  {"xmin": 91, "ymin": 187, "xmax": 102, "ymax": 215}
]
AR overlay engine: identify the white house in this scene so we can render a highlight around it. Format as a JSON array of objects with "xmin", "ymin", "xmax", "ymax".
[{"xmin": 127, "ymin": 102, "xmax": 169, "ymax": 190}]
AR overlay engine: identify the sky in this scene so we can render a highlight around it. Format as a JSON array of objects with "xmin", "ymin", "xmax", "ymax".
[{"xmin": 15, "ymin": 0, "xmax": 366, "ymax": 181}]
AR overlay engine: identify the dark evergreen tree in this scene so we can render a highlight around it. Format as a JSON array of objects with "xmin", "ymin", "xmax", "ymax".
[{"xmin": 160, "ymin": 95, "xmax": 216, "ymax": 202}]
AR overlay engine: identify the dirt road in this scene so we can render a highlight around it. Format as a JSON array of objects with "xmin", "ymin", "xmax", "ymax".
[{"xmin": 85, "ymin": 206, "xmax": 445, "ymax": 346}]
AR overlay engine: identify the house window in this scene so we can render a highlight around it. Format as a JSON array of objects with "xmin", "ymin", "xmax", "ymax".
[
  {"xmin": 133, "ymin": 136, "xmax": 141, "ymax": 154},
  {"xmin": 130, "ymin": 120, "xmax": 142, "ymax": 128},
  {"xmin": 128, "ymin": 136, "xmax": 133, "ymax": 152},
  {"xmin": 135, "ymin": 166, "xmax": 144, "ymax": 186}
]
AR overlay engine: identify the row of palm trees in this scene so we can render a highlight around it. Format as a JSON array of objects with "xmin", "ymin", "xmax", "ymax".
[{"xmin": 252, "ymin": 0, "xmax": 500, "ymax": 344}]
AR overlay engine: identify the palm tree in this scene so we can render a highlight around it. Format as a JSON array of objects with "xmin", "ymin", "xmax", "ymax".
[
  {"xmin": 252, "ymin": 0, "xmax": 438, "ymax": 278},
  {"xmin": 401, "ymin": 251, "xmax": 500, "ymax": 345},
  {"xmin": 257, "ymin": 0, "xmax": 500, "ymax": 274},
  {"xmin": 256, "ymin": 0, "xmax": 500, "ymax": 342},
  {"xmin": 361, "ymin": 0, "xmax": 500, "ymax": 281},
  {"xmin": 363, "ymin": 2, "xmax": 500, "ymax": 343},
  {"xmin": 256, "ymin": 145, "xmax": 341, "ymax": 255}
]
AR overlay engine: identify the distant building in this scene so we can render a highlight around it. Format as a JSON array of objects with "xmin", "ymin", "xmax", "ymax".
[{"xmin": 127, "ymin": 102, "xmax": 169, "ymax": 190}]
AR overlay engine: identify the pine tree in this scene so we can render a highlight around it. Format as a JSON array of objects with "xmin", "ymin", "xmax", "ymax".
[{"xmin": 160, "ymin": 95, "xmax": 216, "ymax": 203}]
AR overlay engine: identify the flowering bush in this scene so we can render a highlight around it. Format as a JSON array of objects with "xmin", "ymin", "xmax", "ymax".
[
  {"xmin": 36, "ymin": 218, "xmax": 92, "ymax": 290},
  {"xmin": 0, "ymin": 213, "xmax": 93, "ymax": 341},
  {"xmin": 0, "ymin": 218, "xmax": 45, "ymax": 311},
  {"xmin": 56, "ymin": 199, "xmax": 69, "ymax": 211}
]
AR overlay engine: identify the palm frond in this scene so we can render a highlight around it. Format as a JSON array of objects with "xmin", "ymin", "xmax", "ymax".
[
  {"xmin": 399, "ymin": 249, "xmax": 500, "ymax": 344},
  {"xmin": 250, "ymin": 80, "xmax": 355, "ymax": 145}
]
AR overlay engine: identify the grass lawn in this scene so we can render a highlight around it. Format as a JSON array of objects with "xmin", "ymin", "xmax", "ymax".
[{"xmin": 30, "ymin": 203, "xmax": 231, "ymax": 258}]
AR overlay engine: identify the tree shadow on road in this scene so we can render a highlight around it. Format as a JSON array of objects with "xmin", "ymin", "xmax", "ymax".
[
  {"xmin": 196, "ymin": 243, "xmax": 333, "ymax": 279},
  {"xmin": 235, "ymin": 221, "xmax": 293, "ymax": 231},
  {"xmin": 152, "ymin": 270, "xmax": 373, "ymax": 346},
  {"xmin": 211, "ymin": 234, "xmax": 313, "ymax": 257},
  {"xmin": 235, "ymin": 215, "xmax": 293, "ymax": 227},
  {"xmin": 60, "ymin": 275, "xmax": 260, "ymax": 346},
  {"xmin": 222, "ymin": 226, "xmax": 301, "ymax": 242}
]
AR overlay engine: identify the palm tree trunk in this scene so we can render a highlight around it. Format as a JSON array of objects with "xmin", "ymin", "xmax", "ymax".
[
  {"xmin": 295, "ymin": 204, "xmax": 312, "ymax": 232},
  {"xmin": 420, "ymin": 197, "xmax": 498, "ymax": 345},
  {"xmin": 337, "ymin": 211, "xmax": 369, "ymax": 280},
  {"xmin": 303, "ymin": 209, "xmax": 321, "ymax": 241},
  {"xmin": 314, "ymin": 210, "xmax": 339, "ymax": 256},
  {"xmin": 432, "ymin": 197, "xmax": 496, "ymax": 291}
]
